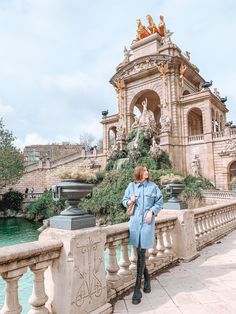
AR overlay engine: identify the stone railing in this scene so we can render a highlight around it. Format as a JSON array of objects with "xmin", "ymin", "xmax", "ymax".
[
  {"xmin": 1, "ymin": 202, "xmax": 236, "ymax": 313},
  {"xmin": 188, "ymin": 134, "xmax": 204, "ymax": 143},
  {"xmin": 194, "ymin": 202, "xmax": 236, "ymax": 250},
  {"xmin": 0, "ymin": 240, "xmax": 62, "ymax": 314},
  {"xmin": 202, "ymin": 190, "xmax": 236, "ymax": 203},
  {"xmin": 104, "ymin": 215, "xmax": 178, "ymax": 302},
  {"xmin": 213, "ymin": 128, "xmax": 236, "ymax": 139}
]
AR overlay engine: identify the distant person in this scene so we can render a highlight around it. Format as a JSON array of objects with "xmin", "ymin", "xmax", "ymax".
[
  {"xmin": 30, "ymin": 187, "xmax": 35, "ymax": 198},
  {"xmin": 25, "ymin": 187, "xmax": 29, "ymax": 198}
]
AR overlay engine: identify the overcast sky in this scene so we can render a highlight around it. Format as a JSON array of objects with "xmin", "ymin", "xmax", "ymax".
[{"xmin": 0, "ymin": 0, "xmax": 235, "ymax": 149}]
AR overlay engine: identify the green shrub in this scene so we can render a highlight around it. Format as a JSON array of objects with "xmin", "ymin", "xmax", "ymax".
[
  {"xmin": 183, "ymin": 175, "xmax": 215, "ymax": 200},
  {"xmin": 95, "ymin": 170, "xmax": 106, "ymax": 183},
  {"xmin": 105, "ymin": 160, "xmax": 114, "ymax": 171},
  {"xmin": 25, "ymin": 191, "xmax": 66, "ymax": 220},
  {"xmin": 2, "ymin": 190, "xmax": 24, "ymax": 211},
  {"xmin": 80, "ymin": 169, "xmax": 134, "ymax": 224}
]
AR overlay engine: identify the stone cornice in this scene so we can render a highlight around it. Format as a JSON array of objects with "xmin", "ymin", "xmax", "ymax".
[
  {"xmin": 100, "ymin": 114, "xmax": 119, "ymax": 125},
  {"xmin": 110, "ymin": 53, "xmax": 171, "ymax": 86},
  {"xmin": 180, "ymin": 90, "xmax": 228, "ymax": 112}
]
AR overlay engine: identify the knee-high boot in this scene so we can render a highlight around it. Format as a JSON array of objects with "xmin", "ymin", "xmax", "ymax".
[
  {"xmin": 132, "ymin": 248, "xmax": 146, "ymax": 305},
  {"xmin": 143, "ymin": 265, "xmax": 151, "ymax": 293}
]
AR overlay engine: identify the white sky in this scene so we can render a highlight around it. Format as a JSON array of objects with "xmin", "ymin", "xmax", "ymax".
[{"xmin": 0, "ymin": 0, "xmax": 235, "ymax": 149}]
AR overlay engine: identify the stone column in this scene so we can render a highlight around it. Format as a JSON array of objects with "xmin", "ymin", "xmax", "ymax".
[
  {"xmin": 159, "ymin": 210, "xmax": 199, "ymax": 262},
  {"xmin": 39, "ymin": 227, "xmax": 112, "ymax": 314}
]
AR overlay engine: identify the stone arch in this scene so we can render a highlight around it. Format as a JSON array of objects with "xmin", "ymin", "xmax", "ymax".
[
  {"xmin": 187, "ymin": 108, "xmax": 203, "ymax": 136},
  {"xmin": 108, "ymin": 126, "xmax": 117, "ymax": 148},
  {"xmin": 129, "ymin": 89, "xmax": 161, "ymax": 129},
  {"xmin": 183, "ymin": 90, "xmax": 190, "ymax": 96},
  {"xmin": 228, "ymin": 160, "xmax": 236, "ymax": 189}
]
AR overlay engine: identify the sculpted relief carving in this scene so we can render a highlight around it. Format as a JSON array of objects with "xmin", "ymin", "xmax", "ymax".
[
  {"xmin": 112, "ymin": 55, "xmax": 171, "ymax": 83},
  {"xmin": 160, "ymin": 115, "xmax": 171, "ymax": 133},
  {"xmin": 72, "ymin": 237, "xmax": 104, "ymax": 309},
  {"xmin": 219, "ymin": 139, "xmax": 236, "ymax": 157}
]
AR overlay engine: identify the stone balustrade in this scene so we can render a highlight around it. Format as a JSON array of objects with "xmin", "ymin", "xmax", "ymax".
[
  {"xmin": 194, "ymin": 202, "xmax": 236, "ymax": 250},
  {"xmin": 0, "ymin": 240, "xmax": 62, "ymax": 314},
  {"xmin": 213, "ymin": 128, "xmax": 236, "ymax": 139},
  {"xmin": 0, "ymin": 202, "xmax": 236, "ymax": 313},
  {"xmin": 104, "ymin": 216, "xmax": 178, "ymax": 302},
  {"xmin": 202, "ymin": 190, "xmax": 236, "ymax": 203},
  {"xmin": 188, "ymin": 134, "xmax": 204, "ymax": 142}
]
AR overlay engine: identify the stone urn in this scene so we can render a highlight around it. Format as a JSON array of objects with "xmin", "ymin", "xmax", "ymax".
[
  {"xmin": 163, "ymin": 183, "xmax": 188, "ymax": 210},
  {"xmin": 51, "ymin": 179, "xmax": 95, "ymax": 230}
]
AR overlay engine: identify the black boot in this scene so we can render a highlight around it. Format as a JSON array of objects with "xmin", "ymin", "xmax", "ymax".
[
  {"xmin": 143, "ymin": 266, "xmax": 151, "ymax": 293},
  {"xmin": 132, "ymin": 248, "xmax": 145, "ymax": 305}
]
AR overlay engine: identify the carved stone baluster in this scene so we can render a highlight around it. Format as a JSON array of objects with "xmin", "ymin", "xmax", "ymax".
[
  {"xmin": 129, "ymin": 246, "xmax": 137, "ymax": 274},
  {"xmin": 28, "ymin": 261, "xmax": 51, "ymax": 314},
  {"xmin": 1, "ymin": 267, "xmax": 27, "ymax": 314},
  {"xmin": 118, "ymin": 240, "xmax": 132, "ymax": 282},
  {"xmin": 214, "ymin": 211, "xmax": 221, "ymax": 236},
  {"xmin": 145, "ymin": 249, "xmax": 153, "ymax": 273},
  {"xmin": 148, "ymin": 236, "xmax": 158, "ymax": 263},
  {"xmin": 194, "ymin": 217, "xmax": 200, "ymax": 240},
  {"xmin": 163, "ymin": 226, "xmax": 173, "ymax": 260},
  {"xmin": 106, "ymin": 243, "xmax": 122, "ymax": 289},
  {"xmin": 208, "ymin": 212, "xmax": 215, "ymax": 238},
  {"xmin": 156, "ymin": 228, "xmax": 165, "ymax": 259}
]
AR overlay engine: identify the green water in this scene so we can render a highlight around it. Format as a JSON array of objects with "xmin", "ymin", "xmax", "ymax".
[{"xmin": 0, "ymin": 218, "xmax": 41, "ymax": 313}]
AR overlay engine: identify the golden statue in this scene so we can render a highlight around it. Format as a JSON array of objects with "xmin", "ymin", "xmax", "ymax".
[
  {"xmin": 146, "ymin": 14, "xmax": 158, "ymax": 34},
  {"xmin": 157, "ymin": 15, "xmax": 166, "ymax": 37},
  {"xmin": 133, "ymin": 19, "xmax": 150, "ymax": 42},
  {"xmin": 157, "ymin": 62, "xmax": 169, "ymax": 78},
  {"xmin": 179, "ymin": 63, "xmax": 187, "ymax": 87}
]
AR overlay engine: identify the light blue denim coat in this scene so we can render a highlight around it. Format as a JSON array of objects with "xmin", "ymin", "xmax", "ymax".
[{"xmin": 122, "ymin": 180, "xmax": 163, "ymax": 249}]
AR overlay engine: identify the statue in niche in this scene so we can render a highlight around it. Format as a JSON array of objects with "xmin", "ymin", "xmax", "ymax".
[
  {"xmin": 160, "ymin": 115, "xmax": 171, "ymax": 132},
  {"xmin": 132, "ymin": 19, "xmax": 150, "ymax": 43},
  {"xmin": 191, "ymin": 155, "xmax": 200, "ymax": 177}
]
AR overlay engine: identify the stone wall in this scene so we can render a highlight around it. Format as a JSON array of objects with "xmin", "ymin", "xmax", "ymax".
[{"xmin": 2, "ymin": 152, "xmax": 107, "ymax": 193}]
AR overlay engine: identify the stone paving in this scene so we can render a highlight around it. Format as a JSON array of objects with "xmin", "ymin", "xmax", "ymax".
[{"xmin": 113, "ymin": 229, "xmax": 236, "ymax": 314}]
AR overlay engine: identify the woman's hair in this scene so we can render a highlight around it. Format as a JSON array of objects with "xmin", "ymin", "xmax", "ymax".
[{"xmin": 134, "ymin": 164, "xmax": 150, "ymax": 182}]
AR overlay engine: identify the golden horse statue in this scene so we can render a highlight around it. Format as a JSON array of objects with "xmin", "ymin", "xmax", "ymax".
[
  {"xmin": 133, "ymin": 19, "xmax": 150, "ymax": 42},
  {"xmin": 157, "ymin": 15, "xmax": 166, "ymax": 37},
  {"xmin": 146, "ymin": 15, "xmax": 158, "ymax": 34}
]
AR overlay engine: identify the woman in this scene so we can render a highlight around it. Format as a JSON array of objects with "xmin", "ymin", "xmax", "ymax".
[{"xmin": 122, "ymin": 164, "xmax": 163, "ymax": 305}]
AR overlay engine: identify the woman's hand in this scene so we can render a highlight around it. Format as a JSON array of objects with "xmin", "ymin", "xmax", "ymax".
[
  {"xmin": 145, "ymin": 210, "xmax": 153, "ymax": 224},
  {"xmin": 129, "ymin": 195, "xmax": 136, "ymax": 204}
]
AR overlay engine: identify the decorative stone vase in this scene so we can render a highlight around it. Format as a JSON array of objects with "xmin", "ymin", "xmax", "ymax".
[
  {"xmin": 52, "ymin": 179, "xmax": 94, "ymax": 216},
  {"xmin": 163, "ymin": 183, "xmax": 188, "ymax": 210},
  {"xmin": 51, "ymin": 179, "xmax": 95, "ymax": 230}
]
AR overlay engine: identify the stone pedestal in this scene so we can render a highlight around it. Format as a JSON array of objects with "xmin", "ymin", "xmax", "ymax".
[
  {"xmin": 50, "ymin": 214, "xmax": 96, "ymax": 230},
  {"xmin": 39, "ymin": 227, "xmax": 112, "ymax": 314}
]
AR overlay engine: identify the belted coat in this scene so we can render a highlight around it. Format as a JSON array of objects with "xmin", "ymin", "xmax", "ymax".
[{"xmin": 122, "ymin": 180, "xmax": 163, "ymax": 249}]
